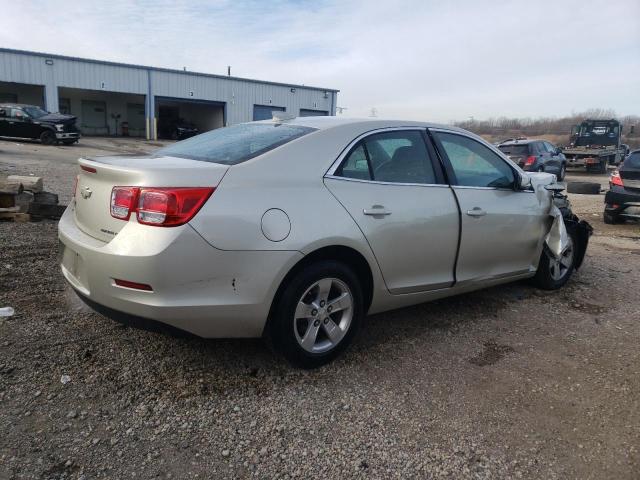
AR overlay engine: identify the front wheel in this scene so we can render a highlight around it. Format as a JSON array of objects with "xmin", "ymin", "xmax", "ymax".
[
  {"xmin": 268, "ymin": 261, "xmax": 364, "ymax": 369},
  {"xmin": 40, "ymin": 130, "xmax": 56, "ymax": 145},
  {"xmin": 531, "ymin": 224, "xmax": 577, "ymax": 290}
]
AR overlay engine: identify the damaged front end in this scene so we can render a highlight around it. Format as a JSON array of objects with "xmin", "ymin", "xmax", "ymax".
[{"xmin": 544, "ymin": 183, "xmax": 593, "ymax": 270}]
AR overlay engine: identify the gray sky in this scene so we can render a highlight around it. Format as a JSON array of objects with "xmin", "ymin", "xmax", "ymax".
[{"xmin": 2, "ymin": 0, "xmax": 638, "ymax": 122}]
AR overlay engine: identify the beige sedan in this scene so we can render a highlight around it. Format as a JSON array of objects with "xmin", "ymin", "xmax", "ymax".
[{"xmin": 59, "ymin": 117, "xmax": 590, "ymax": 368}]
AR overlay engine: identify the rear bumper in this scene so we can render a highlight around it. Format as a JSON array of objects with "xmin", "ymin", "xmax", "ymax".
[
  {"xmin": 58, "ymin": 204, "xmax": 302, "ymax": 337},
  {"xmin": 604, "ymin": 186, "xmax": 640, "ymax": 218}
]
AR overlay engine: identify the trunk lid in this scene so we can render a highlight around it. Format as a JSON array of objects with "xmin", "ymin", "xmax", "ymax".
[{"xmin": 74, "ymin": 155, "xmax": 228, "ymax": 242}]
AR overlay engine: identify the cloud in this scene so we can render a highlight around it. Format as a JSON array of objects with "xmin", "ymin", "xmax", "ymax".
[{"xmin": 1, "ymin": 0, "xmax": 638, "ymax": 121}]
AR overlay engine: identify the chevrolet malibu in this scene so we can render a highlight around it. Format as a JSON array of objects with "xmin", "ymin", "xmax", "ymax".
[{"xmin": 59, "ymin": 117, "xmax": 590, "ymax": 368}]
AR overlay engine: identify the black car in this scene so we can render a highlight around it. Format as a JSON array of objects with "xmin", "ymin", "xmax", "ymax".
[
  {"xmin": 157, "ymin": 118, "xmax": 199, "ymax": 141},
  {"xmin": 498, "ymin": 139, "xmax": 567, "ymax": 180},
  {"xmin": 604, "ymin": 149, "xmax": 640, "ymax": 224},
  {"xmin": 0, "ymin": 103, "xmax": 80, "ymax": 145}
]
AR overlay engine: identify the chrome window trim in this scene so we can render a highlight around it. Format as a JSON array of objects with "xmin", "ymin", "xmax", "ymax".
[
  {"xmin": 324, "ymin": 175, "xmax": 450, "ymax": 188},
  {"xmin": 324, "ymin": 127, "xmax": 437, "ymax": 185}
]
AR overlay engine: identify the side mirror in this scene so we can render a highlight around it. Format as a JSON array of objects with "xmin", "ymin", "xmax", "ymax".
[{"xmin": 518, "ymin": 173, "xmax": 532, "ymax": 190}]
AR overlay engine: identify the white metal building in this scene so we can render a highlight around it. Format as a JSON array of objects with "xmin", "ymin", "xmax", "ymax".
[{"xmin": 0, "ymin": 48, "xmax": 338, "ymax": 140}]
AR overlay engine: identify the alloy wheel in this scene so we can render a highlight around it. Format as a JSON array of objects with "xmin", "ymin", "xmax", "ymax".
[
  {"xmin": 549, "ymin": 236, "xmax": 574, "ymax": 281},
  {"xmin": 293, "ymin": 277, "xmax": 353, "ymax": 354}
]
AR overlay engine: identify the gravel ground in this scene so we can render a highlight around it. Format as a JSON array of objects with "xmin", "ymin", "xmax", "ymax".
[{"xmin": 1, "ymin": 138, "xmax": 639, "ymax": 479}]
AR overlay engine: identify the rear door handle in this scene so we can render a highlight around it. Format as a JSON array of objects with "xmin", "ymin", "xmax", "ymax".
[
  {"xmin": 363, "ymin": 205, "xmax": 391, "ymax": 216},
  {"xmin": 466, "ymin": 207, "xmax": 486, "ymax": 217}
]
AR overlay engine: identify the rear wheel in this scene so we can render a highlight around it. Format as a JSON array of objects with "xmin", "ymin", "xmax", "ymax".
[
  {"xmin": 531, "ymin": 224, "xmax": 577, "ymax": 290},
  {"xmin": 269, "ymin": 261, "xmax": 363, "ymax": 369},
  {"xmin": 603, "ymin": 209, "xmax": 621, "ymax": 224},
  {"xmin": 598, "ymin": 160, "xmax": 608, "ymax": 173},
  {"xmin": 40, "ymin": 130, "xmax": 56, "ymax": 145},
  {"xmin": 557, "ymin": 164, "xmax": 566, "ymax": 181}
]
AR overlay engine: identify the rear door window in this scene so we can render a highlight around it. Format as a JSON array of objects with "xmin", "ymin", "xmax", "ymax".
[
  {"xmin": 335, "ymin": 130, "xmax": 438, "ymax": 184},
  {"xmin": 336, "ymin": 144, "xmax": 372, "ymax": 180},
  {"xmin": 155, "ymin": 123, "xmax": 316, "ymax": 165}
]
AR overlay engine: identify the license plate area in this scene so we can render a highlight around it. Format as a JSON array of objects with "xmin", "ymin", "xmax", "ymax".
[{"xmin": 61, "ymin": 243, "xmax": 81, "ymax": 279}]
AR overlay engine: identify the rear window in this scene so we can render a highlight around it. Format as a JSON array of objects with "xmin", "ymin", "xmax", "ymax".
[
  {"xmin": 155, "ymin": 123, "xmax": 316, "ymax": 165},
  {"xmin": 625, "ymin": 152, "xmax": 640, "ymax": 169},
  {"xmin": 498, "ymin": 144, "xmax": 530, "ymax": 156}
]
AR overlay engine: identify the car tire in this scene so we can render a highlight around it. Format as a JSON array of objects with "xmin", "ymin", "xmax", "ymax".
[
  {"xmin": 603, "ymin": 210, "xmax": 621, "ymax": 224},
  {"xmin": 268, "ymin": 261, "xmax": 364, "ymax": 369},
  {"xmin": 40, "ymin": 130, "xmax": 56, "ymax": 145},
  {"xmin": 566, "ymin": 181, "xmax": 601, "ymax": 195},
  {"xmin": 557, "ymin": 164, "xmax": 566, "ymax": 181},
  {"xmin": 531, "ymin": 223, "xmax": 578, "ymax": 290},
  {"xmin": 598, "ymin": 161, "xmax": 608, "ymax": 173}
]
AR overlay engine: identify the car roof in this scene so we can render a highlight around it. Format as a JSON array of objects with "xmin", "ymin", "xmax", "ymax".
[
  {"xmin": 0, "ymin": 103, "xmax": 37, "ymax": 108},
  {"xmin": 257, "ymin": 116, "xmax": 462, "ymax": 132},
  {"xmin": 498, "ymin": 139, "xmax": 538, "ymax": 146}
]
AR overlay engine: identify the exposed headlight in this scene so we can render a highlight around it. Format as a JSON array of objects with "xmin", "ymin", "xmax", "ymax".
[{"xmin": 55, "ymin": 124, "xmax": 65, "ymax": 132}]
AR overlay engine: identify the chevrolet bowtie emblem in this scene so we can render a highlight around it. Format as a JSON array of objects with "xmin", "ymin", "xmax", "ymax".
[{"xmin": 80, "ymin": 186, "xmax": 92, "ymax": 199}]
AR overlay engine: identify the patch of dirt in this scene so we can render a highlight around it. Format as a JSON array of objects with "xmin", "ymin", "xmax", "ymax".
[{"xmin": 468, "ymin": 341, "xmax": 515, "ymax": 366}]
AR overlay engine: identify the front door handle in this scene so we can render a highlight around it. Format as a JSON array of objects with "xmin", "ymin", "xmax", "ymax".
[
  {"xmin": 363, "ymin": 205, "xmax": 392, "ymax": 216},
  {"xmin": 466, "ymin": 207, "xmax": 486, "ymax": 217}
]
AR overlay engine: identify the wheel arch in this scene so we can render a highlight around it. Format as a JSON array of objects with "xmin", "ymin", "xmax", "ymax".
[{"xmin": 265, "ymin": 244, "xmax": 375, "ymax": 334}]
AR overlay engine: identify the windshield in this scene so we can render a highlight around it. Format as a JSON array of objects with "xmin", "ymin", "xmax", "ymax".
[
  {"xmin": 498, "ymin": 144, "xmax": 529, "ymax": 156},
  {"xmin": 575, "ymin": 121, "xmax": 619, "ymax": 147},
  {"xmin": 155, "ymin": 123, "xmax": 317, "ymax": 165},
  {"xmin": 625, "ymin": 152, "xmax": 640, "ymax": 169},
  {"xmin": 23, "ymin": 106, "xmax": 49, "ymax": 118}
]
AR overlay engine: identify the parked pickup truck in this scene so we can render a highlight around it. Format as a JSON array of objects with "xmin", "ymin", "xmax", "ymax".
[
  {"xmin": 562, "ymin": 119, "xmax": 627, "ymax": 173},
  {"xmin": 0, "ymin": 103, "xmax": 81, "ymax": 145}
]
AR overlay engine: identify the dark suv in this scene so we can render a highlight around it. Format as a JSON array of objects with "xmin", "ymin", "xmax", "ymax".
[
  {"xmin": 603, "ymin": 149, "xmax": 640, "ymax": 224},
  {"xmin": 0, "ymin": 103, "xmax": 80, "ymax": 145},
  {"xmin": 498, "ymin": 139, "xmax": 567, "ymax": 180}
]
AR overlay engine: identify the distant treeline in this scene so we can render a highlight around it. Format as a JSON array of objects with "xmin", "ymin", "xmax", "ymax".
[{"xmin": 454, "ymin": 109, "xmax": 639, "ymax": 147}]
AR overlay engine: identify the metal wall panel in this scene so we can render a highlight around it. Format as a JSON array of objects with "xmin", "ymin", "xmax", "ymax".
[{"xmin": 0, "ymin": 49, "xmax": 339, "ymax": 136}]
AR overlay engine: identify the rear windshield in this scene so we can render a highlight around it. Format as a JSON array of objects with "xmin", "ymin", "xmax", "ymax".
[
  {"xmin": 155, "ymin": 123, "xmax": 317, "ymax": 165},
  {"xmin": 625, "ymin": 152, "xmax": 640, "ymax": 169},
  {"xmin": 498, "ymin": 144, "xmax": 529, "ymax": 156}
]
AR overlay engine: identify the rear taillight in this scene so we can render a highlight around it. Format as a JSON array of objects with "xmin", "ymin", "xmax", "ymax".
[
  {"xmin": 525, "ymin": 156, "xmax": 536, "ymax": 166},
  {"xmin": 110, "ymin": 187, "xmax": 214, "ymax": 226},
  {"xmin": 110, "ymin": 187, "xmax": 139, "ymax": 220},
  {"xmin": 610, "ymin": 171, "xmax": 624, "ymax": 187}
]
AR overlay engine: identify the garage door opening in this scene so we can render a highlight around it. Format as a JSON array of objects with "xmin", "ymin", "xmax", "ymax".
[
  {"xmin": 253, "ymin": 104, "xmax": 285, "ymax": 121},
  {"xmin": 0, "ymin": 81, "xmax": 45, "ymax": 107},
  {"xmin": 58, "ymin": 87, "xmax": 146, "ymax": 137},
  {"xmin": 300, "ymin": 109, "xmax": 329, "ymax": 117},
  {"xmin": 155, "ymin": 97, "xmax": 225, "ymax": 140}
]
